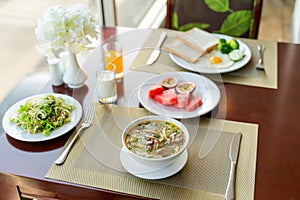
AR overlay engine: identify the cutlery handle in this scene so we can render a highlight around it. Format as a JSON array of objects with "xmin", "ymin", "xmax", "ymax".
[
  {"xmin": 225, "ymin": 162, "xmax": 237, "ymax": 200},
  {"xmin": 54, "ymin": 126, "xmax": 84, "ymax": 165},
  {"xmin": 257, "ymin": 45, "xmax": 263, "ymax": 65},
  {"xmin": 155, "ymin": 32, "xmax": 167, "ymax": 49}
]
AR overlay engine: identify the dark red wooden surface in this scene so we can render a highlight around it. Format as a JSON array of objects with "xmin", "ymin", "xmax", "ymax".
[{"xmin": 0, "ymin": 27, "xmax": 299, "ymax": 200}]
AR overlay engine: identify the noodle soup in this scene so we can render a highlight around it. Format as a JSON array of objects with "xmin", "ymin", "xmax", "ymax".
[{"xmin": 122, "ymin": 116, "xmax": 189, "ymax": 163}]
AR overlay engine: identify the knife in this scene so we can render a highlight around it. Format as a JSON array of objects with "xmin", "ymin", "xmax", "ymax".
[
  {"xmin": 225, "ymin": 132, "xmax": 242, "ymax": 200},
  {"xmin": 146, "ymin": 31, "xmax": 167, "ymax": 65}
]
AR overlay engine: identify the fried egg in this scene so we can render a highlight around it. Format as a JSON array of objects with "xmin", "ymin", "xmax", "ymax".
[{"xmin": 208, "ymin": 50, "xmax": 234, "ymax": 69}]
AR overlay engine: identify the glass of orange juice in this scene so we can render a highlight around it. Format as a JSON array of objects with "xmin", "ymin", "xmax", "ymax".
[{"xmin": 102, "ymin": 41, "xmax": 123, "ymax": 79}]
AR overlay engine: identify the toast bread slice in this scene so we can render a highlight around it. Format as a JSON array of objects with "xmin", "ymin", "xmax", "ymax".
[
  {"xmin": 176, "ymin": 28, "xmax": 219, "ymax": 52},
  {"xmin": 163, "ymin": 39, "xmax": 202, "ymax": 63}
]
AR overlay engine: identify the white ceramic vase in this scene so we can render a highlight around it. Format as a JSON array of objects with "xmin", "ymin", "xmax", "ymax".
[{"xmin": 62, "ymin": 51, "xmax": 87, "ymax": 88}]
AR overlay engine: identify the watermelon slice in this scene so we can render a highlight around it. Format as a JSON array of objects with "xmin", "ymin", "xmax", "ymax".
[
  {"xmin": 148, "ymin": 85, "xmax": 164, "ymax": 98},
  {"xmin": 186, "ymin": 96, "xmax": 203, "ymax": 112},
  {"xmin": 175, "ymin": 92, "xmax": 191, "ymax": 108},
  {"xmin": 154, "ymin": 89, "xmax": 178, "ymax": 105}
]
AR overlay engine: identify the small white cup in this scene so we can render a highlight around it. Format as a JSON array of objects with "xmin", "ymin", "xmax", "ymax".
[
  {"xmin": 47, "ymin": 58, "xmax": 63, "ymax": 86},
  {"xmin": 96, "ymin": 64, "xmax": 117, "ymax": 104}
]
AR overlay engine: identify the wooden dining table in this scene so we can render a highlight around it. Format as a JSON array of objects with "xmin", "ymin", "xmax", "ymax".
[{"xmin": 0, "ymin": 26, "xmax": 300, "ymax": 200}]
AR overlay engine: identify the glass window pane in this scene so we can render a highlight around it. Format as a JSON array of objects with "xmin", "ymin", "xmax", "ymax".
[{"xmin": 115, "ymin": 0, "xmax": 155, "ymax": 27}]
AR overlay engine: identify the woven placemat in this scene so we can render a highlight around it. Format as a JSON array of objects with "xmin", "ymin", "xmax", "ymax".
[
  {"xmin": 129, "ymin": 29, "xmax": 277, "ymax": 89},
  {"xmin": 46, "ymin": 104, "xmax": 258, "ymax": 200}
]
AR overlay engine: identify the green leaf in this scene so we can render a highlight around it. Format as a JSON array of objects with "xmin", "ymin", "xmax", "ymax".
[
  {"xmin": 178, "ymin": 23, "xmax": 210, "ymax": 32},
  {"xmin": 219, "ymin": 10, "xmax": 252, "ymax": 37},
  {"xmin": 204, "ymin": 0, "xmax": 231, "ymax": 13},
  {"xmin": 171, "ymin": 12, "xmax": 179, "ymax": 29},
  {"xmin": 249, "ymin": 18, "xmax": 254, "ymax": 38}
]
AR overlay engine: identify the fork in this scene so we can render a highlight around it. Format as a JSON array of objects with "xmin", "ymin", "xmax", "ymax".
[
  {"xmin": 55, "ymin": 105, "xmax": 95, "ymax": 165},
  {"xmin": 256, "ymin": 45, "xmax": 265, "ymax": 70}
]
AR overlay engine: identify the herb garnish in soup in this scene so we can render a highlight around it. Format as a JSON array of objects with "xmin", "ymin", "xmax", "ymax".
[{"xmin": 125, "ymin": 120, "xmax": 185, "ymax": 158}]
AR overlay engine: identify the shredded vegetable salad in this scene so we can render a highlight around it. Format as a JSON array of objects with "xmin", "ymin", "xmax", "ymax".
[{"xmin": 9, "ymin": 94, "xmax": 75, "ymax": 136}]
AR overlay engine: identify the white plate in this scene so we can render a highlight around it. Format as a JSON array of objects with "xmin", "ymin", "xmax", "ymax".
[
  {"xmin": 169, "ymin": 33, "xmax": 251, "ymax": 74},
  {"xmin": 138, "ymin": 72, "xmax": 220, "ymax": 119},
  {"xmin": 2, "ymin": 93, "xmax": 82, "ymax": 142},
  {"xmin": 120, "ymin": 147, "xmax": 188, "ymax": 180}
]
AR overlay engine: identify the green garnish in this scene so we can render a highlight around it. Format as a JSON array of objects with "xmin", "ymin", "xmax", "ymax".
[
  {"xmin": 218, "ymin": 38, "xmax": 240, "ymax": 54},
  {"xmin": 9, "ymin": 94, "xmax": 75, "ymax": 136}
]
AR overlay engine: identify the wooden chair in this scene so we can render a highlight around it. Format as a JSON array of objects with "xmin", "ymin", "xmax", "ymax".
[{"xmin": 165, "ymin": 0, "xmax": 263, "ymax": 38}]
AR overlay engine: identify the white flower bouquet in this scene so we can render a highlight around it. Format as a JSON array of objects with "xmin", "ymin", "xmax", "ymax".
[{"xmin": 35, "ymin": 4, "xmax": 98, "ymax": 58}]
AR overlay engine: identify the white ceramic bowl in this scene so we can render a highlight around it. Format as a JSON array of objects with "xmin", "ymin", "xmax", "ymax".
[{"xmin": 121, "ymin": 115, "xmax": 189, "ymax": 167}]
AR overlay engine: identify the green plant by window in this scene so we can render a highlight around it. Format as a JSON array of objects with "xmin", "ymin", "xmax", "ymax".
[{"xmin": 172, "ymin": 0, "xmax": 254, "ymax": 37}]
